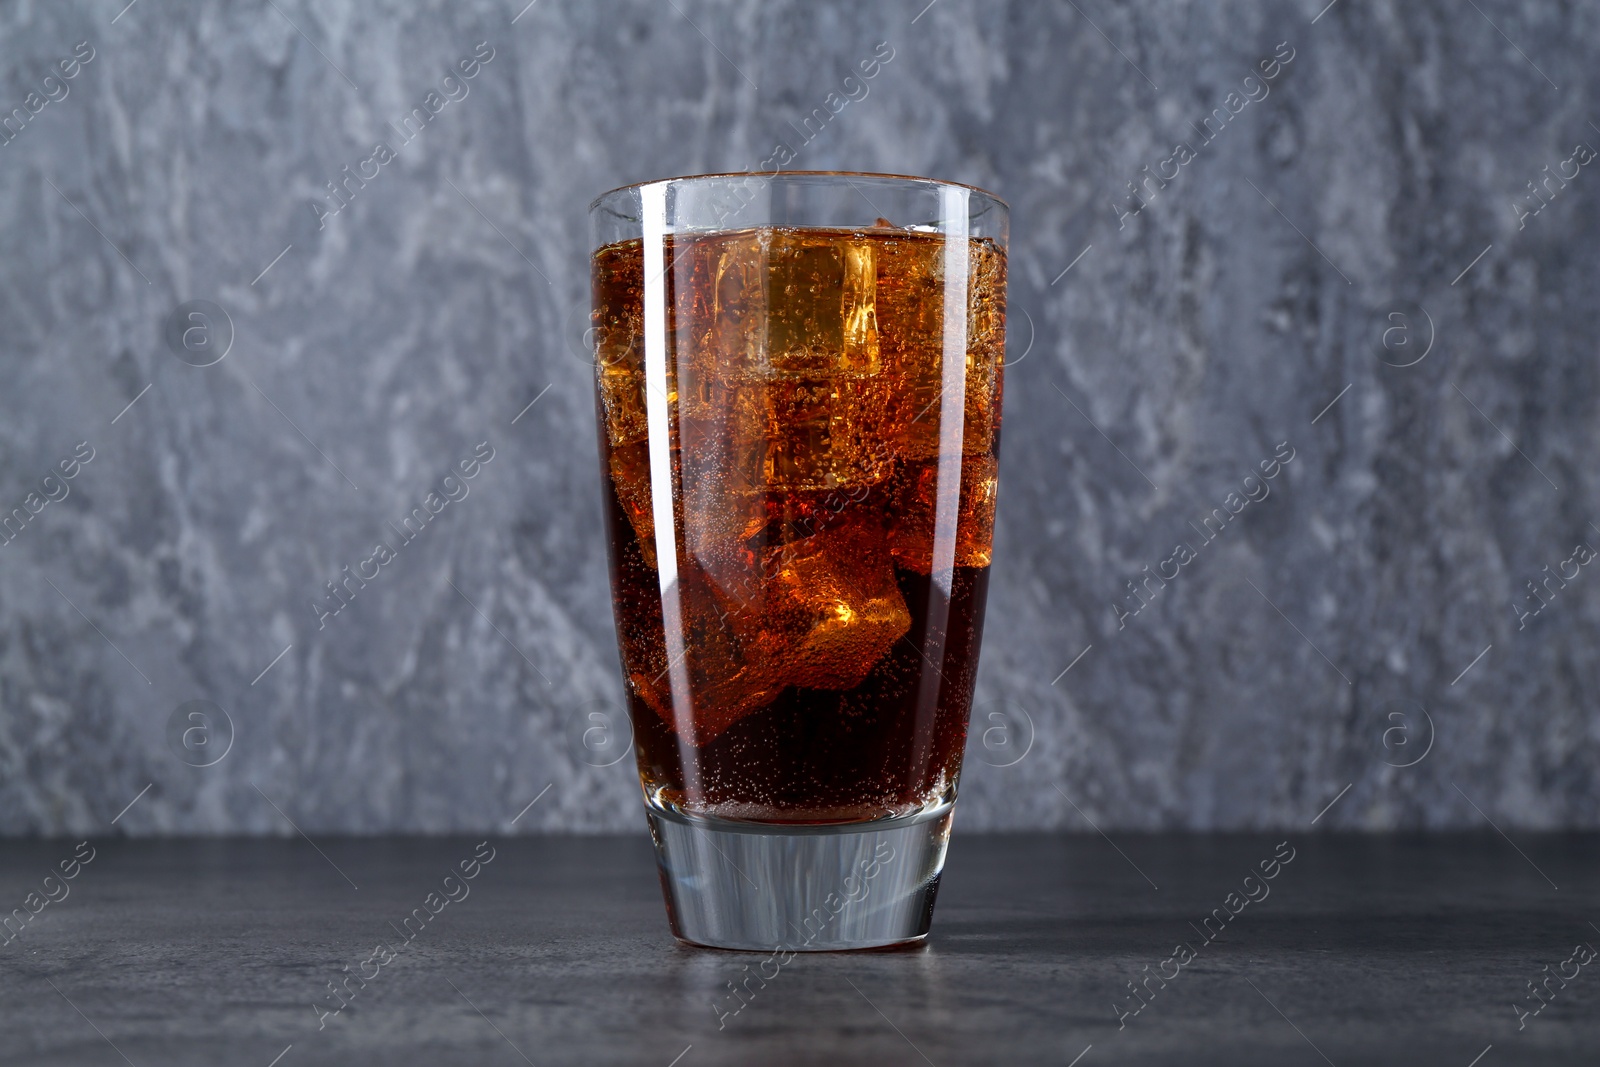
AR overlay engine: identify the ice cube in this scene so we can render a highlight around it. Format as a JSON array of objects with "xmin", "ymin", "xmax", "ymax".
[
  {"xmin": 608, "ymin": 441, "xmax": 660, "ymax": 570},
  {"xmin": 707, "ymin": 230, "xmax": 770, "ymax": 379},
  {"xmin": 627, "ymin": 565, "xmax": 786, "ymax": 746},
  {"xmin": 712, "ymin": 374, "xmax": 890, "ymax": 493},
  {"xmin": 593, "ymin": 241, "xmax": 650, "ymax": 449},
  {"xmin": 963, "ymin": 239, "xmax": 1007, "ymax": 456},
  {"xmin": 887, "ymin": 454, "xmax": 1000, "ymax": 574},
  {"xmin": 598, "ymin": 364, "xmax": 650, "ymax": 452},
  {"xmin": 757, "ymin": 515, "xmax": 911, "ymax": 691},
  {"xmin": 872, "ymin": 233, "xmax": 1007, "ymax": 462},
  {"xmin": 676, "ymin": 384, "xmax": 767, "ymax": 584},
  {"xmin": 698, "ymin": 229, "xmax": 885, "ymax": 379},
  {"xmin": 840, "ymin": 238, "xmax": 882, "ymax": 374}
]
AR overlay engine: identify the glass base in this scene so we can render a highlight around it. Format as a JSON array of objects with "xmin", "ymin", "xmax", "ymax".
[{"xmin": 645, "ymin": 802, "xmax": 954, "ymax": 951}]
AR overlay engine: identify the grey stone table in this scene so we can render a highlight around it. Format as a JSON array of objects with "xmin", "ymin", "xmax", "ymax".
[{"xmin": 1, "ymin": 833, "xmax": 1596, "ymax": 1066}]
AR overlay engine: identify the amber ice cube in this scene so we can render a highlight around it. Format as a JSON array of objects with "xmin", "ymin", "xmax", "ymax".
[
  {"xmin": 593, "ymin": 240, "xmax": 650, "ymax": 450},
  {"xmin": 608, "ymin": 441, "xmax": 659, "ymax": 570},
  {"xmin": 683, "ymin": 231, "xmax": 895, "ymax": 493},
  {"xmin": 627, "ymin": 567, "xmax": 786, "ymax": 747},
  {"xmin": 887, "ymin": 454, "xmax": 999, "ymax": 574},
  {"xmin": 698, "ymin": 229, "xmax": 884, "ymax": 379},
  {"xmin": 738, "ymin": 375, "xmax": 895, "ymax": 492},
  {"xmin": 754, "ymin": 515, "xmax": 911, "ymax": 692},
  {"xmin": 627, "ymin": 515, "xmax": 913, "ymax": 746},
  {"xmin": 871, "ymin": 233, "xmax": 1007, "ymax": 462}
]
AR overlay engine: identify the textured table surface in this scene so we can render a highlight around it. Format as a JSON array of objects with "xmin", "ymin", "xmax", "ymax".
[{"xmin": 2, "ymin": 832, "xmax": 1597, "ymax": 1065}]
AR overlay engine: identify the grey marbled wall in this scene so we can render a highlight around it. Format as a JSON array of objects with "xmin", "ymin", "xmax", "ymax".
[{"xmin": 1, "ymin": 0, "xmax": 1596, "ymax": 834}]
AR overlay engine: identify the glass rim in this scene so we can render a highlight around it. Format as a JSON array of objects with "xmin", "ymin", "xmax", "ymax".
[{"xmin": 588, "ymin": 169, "xmax": 1008, "ymax": 214}]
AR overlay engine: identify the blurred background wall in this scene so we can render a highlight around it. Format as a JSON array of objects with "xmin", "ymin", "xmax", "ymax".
[{"xmin": 1, "ymin": 0, "xmax": 1596, "ymax": 835}]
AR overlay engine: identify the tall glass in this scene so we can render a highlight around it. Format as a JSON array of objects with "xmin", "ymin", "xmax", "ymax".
[{"xmin": 590, "ymin": 172, "xmax": 1006, "ymax": 950}]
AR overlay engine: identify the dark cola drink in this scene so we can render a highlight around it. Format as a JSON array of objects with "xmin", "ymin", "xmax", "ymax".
[{"xmin": 593, "ymin": 224, "xmax": 1004, "ymax": 823}]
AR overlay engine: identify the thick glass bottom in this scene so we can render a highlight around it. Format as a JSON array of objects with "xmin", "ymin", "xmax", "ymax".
[{"xmin": 645, "ymin": 801, "xmax": 954, "ymax": 951}]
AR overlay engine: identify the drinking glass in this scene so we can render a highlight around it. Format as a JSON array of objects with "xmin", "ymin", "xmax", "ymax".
[{"xmin": 589, "ymin": 171, "xmax": 1006, "ymax": 950}]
